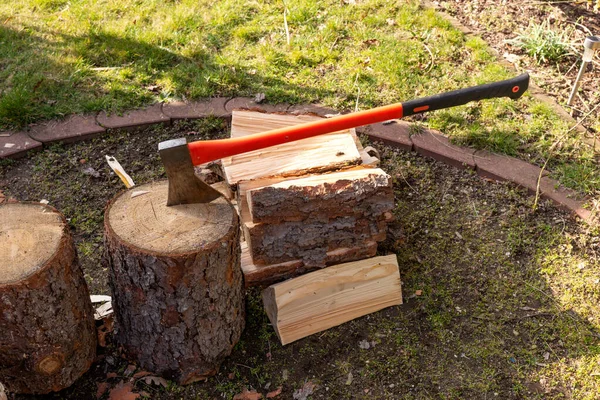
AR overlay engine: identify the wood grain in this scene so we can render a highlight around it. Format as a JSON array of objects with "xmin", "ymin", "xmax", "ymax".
[
  {"xmin": 262, "ymin": 254, "xmax": 402, "ymax": 345},
  {"xmin": 222, "ymin": 111, "xmax": 362, "ymax": 185}
]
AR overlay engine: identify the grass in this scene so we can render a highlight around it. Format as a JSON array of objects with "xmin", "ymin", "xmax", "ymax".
[
  {"xmin": 0, "ymin": 0, "xmax": 598, "ymax": 196},
  {"xmin": 507, "ymin": 20, "xmax": 576, "ymax": 65}
]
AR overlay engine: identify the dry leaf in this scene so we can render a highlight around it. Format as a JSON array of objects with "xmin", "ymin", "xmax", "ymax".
[
  {"xmin": 266, "ymin": 386, "xmax": 282, "ymax": 398},
  {"xmin": 107, "ymin": 372, "xmax": 118, "ymax": 379},
  {"xmin": 124, "ymin": 365, "xmax": 136, "ymax": 377},
  {"xmin": 108, "ymin": 381, "xmax": 140, "ymax": 400},
  {"xmin": 96, "ymin": 382, "xmax": 110, "ymax": 399},
  {"xmin": 233, "ymin": 388, "xmax": 263, "ymax": 400},
  {"xmin": 132, "ymin": 371, "xmax": 152, "ymax": 379},
  {"xmin": 0, "ymin": 382, "xmax": 8, "ymax": 400},
  {"xmin": 293, "ymin": 381, "xmax": 316, "ymax": 400},
  {"xmin": 143, "ymin": 376, "xmax": 168, "ymax": 387}
]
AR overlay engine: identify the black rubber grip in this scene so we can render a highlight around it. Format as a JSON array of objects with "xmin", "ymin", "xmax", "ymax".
[{"xmin": 402, "ymin": 73, "xmax": 529, "ymax": 117}]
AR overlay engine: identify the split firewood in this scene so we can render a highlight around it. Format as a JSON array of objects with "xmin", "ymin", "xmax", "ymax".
[
  {"xmin": 246, "ymin": 168, "xmax": 393, "ymax": 224},
  {"xmin": 240, "ymin": 240, "xmax": 378, "ymax": 287},
  {"xmin": 262, "ymin": 255, "xmax": 403, "ymax": 345},
  {"xmin": 222, "ymin": 111, "xmax": 363, "ymax": 186},
  {"xmin": 244, "ymin": 213, "xmax": 387, "ymax": 266},
  {"xmin": 103, "ymin": 180, "xmax": 244, "ymax": 384},
  {"xmin": 0, "ymin": 203, "xmax": 96, "ymax": 394}
]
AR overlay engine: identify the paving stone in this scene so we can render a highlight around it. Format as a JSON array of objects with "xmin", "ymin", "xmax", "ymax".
[
  {"xmin": 0, "ymin": 131, "xmax": 42, "ymax": 159},
  {"xmin": 162, "ymin": 98, "xmax": 229, "ymax": 119},
  {"xmin": 412, "ymin": 130, "xmax": 476, "ymax": 169},
  {"xmin": 225, "ymin": 97, "xmax": 289, "ymax": 113},
  {"xmin": 97, "ymin": 103, "xmax": 170, "ymax": 130},
  {"xmin": 474, "ymin": 150, "xmax": 550, "ymax": 193},
  {"xmin": 29, "ymin": 114, "xmax": 105, "ymax": 144},
  {"xmin": 539, "ymin": 177, "xmax": 593, "ymax": 222},
  {"xmin": 287, "ymin": 103, "xmax": 337, "ymax": 117},
  {"xmin": 357, "ymin": 121, "xmax": 413, "ymax": 151}
]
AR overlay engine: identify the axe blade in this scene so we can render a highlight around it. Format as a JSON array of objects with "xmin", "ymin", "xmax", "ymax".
[{"xmin": 158, "ymin": 138, "xmax": 223, "ymax": 206}]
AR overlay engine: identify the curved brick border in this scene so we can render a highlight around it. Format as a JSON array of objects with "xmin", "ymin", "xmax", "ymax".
[{"xmin": 0, "ymin": 99, "xmax": 595, "ymax": 224}]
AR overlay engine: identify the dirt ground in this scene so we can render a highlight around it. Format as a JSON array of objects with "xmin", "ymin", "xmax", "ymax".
[
  {"xmin": 1, "ymin": 119, "xmax": 599, "ymax": 399},
  {"xmin": 434, "ymin": 0, "xmax": 600, "ymax": 132}
]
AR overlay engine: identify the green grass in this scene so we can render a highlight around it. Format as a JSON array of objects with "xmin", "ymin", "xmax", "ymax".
[
  {"xmin": 0, "ymin": 0, "xmax": 598, "ymax": 197},
  {"xmin": 507, "ymin": 20, "xmax": 575, "ymax": 65}
]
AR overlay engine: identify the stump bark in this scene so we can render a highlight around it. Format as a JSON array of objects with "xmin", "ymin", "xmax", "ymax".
[
  {"xmin": 103, "ymin": 180, "xmax": 244, "ymax": 384},
  {"xmin": 0, "ymin": 203, "xmax": 96, "ymax": 394}
]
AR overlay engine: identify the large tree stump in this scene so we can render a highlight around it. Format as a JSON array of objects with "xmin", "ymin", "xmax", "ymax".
[
  {"xmin": 103, "ymin": 180, "xmax": 244, "ymax": 384},
  {"xmin": 0, "ymin": 203, "xmax": 96, "ymax": 394}
]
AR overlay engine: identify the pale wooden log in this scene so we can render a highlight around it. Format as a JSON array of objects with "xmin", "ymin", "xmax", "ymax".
[
  {"xmin": 103, "ymin": 180, "xmax": 244, "ymax": 384},
  {"xmin": 240, "ymin": 240, "xmax": 377, "ymax": 287},
  {"xmin": 262, "ymin": 254, "xmax": 402, "ymax": 345},
  {"xmin": 0, "ymin": 203, "xmax": 96, "ymax": 394},
  {"xmin": 222, "ymin": 111, "xmax": 362, "ymax": 186},
  {"xmin": 247, "ymin": 168, "xmax": 393, "ymax": 224}
]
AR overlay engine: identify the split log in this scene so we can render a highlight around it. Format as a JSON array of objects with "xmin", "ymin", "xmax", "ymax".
[
  {"xmin": 247, "ymin": 168, "xmax": 393, "ymax": 224},
  {"xmin": 103, "ymin": 180, "xmax": 244, "ymax": 384},
  {"xmin": 244, "ymin": 214, "xmax": 387, "ymax": 266},
  {"xmin": 0, "ymin": 203, "xmax": 96, "ymax": 394},
  {"xmin": 222, "ymin": 111, "xmax": 363, "ymax": 186},
  {"xmin": 241, "ymin": 240, "xmax": 378, "ymax": 287},
  {"xmin": 262, "ymin": 254, "xmax": 403, "ymax": 345}
]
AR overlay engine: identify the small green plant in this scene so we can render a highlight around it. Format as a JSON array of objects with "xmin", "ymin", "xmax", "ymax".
[{"xmin": 507, "ymin": 20, "xmax": 575, "ymax": 64}]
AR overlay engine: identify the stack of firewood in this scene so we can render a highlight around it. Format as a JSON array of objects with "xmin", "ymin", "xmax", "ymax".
[{"xmin": 220, "ymin": 110, "xmax": 403, "ymax": 344}]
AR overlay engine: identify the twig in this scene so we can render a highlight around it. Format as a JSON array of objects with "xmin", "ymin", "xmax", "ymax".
[
  {"xmin": 549, "ymin": 101, "xmax": 600, "ymax": 152},
  {"xmin": 282, "ymin": 0, "xmax": 290, "ymax": 46},
  {"xmin": 353, "ymin": 73, "xmax": 360, "ymax": 112},
  {"xmin": 576, "ymin": 92, "xmax": 591, "ymax": 112},
  {"xmin": 329, "ymin": 35, "xmax": 341, "ymax": 51},
  {"xmin": 396, "ymin": 165, "xmax": 418, "ymax": 194},
  {"xmin": 533, "ymin": 158, "xmax": 549, "ymax": 212},
  {"xmin": 422, "ymin": 42, "xmax": 435, "ymax": 72}
]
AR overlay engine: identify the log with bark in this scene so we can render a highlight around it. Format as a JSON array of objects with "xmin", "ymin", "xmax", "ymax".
[
  {"xmin": 240, "ymin": 240, "xmax": 378, "ymax": 287},
  {"xmin": 103, "ymin": 180, "xmax": 244, "ymax": 384},
  {"xmin": 246, "ymin": 168, "xmax": 393, "ymax": 224},
  {"xmin": 0, "ymin": 203, "xmax": 96, "ymax": 394},
  {"xmin": 244, "ymin": 212, "xmax": 387, "ymax": 266}
]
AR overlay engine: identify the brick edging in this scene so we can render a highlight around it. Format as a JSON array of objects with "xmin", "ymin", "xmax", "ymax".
[{"xmin": 0, "ymin": 98, "xmax": 594, "ymax": 224}]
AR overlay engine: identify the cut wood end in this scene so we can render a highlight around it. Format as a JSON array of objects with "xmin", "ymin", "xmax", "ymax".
[
  {"xmin": 0, "ymin": 203, "xmax": 65, "ymax": 284},
  {"xmin": 107, "ymin": 180, "xmax": 235, "ymax": 254}
]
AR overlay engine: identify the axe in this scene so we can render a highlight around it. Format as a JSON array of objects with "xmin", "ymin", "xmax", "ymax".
[{"xmin": 159, "ymin": 73, "xmax": 529, "ymax": 206}]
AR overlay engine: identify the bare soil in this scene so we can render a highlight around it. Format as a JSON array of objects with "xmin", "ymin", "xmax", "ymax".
[
  {"xmin": 434, "ymin": 0, "xmax": 600, "ymax": 131},
  {"xmin": 1, "ymin": 120, "xmax": 599, "ymax": 399}
]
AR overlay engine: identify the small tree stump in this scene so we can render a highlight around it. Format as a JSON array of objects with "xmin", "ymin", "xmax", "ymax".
[
  {"xmin": 103, "ymin": 180, "xmax": 244, "ymax": 384},
  {"xmin": 0, "ymin": 203, "xmax": 96, "ymax": 394}
]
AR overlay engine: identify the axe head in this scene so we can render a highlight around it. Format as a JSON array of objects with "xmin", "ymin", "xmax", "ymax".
[{"xmin": 158, "ymin": 138, "xmax": 223, "ymax": 206}]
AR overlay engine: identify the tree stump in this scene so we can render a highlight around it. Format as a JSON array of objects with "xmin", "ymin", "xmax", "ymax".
[
  {"xmin": 103, "ymin": 180, "xmax": 244, "ymax": 384},
  {"xmin": 0, "ymin": 203, "xmax": 96, "ymax": 394}
]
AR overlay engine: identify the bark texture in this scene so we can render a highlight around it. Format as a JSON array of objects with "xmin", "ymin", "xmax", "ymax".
[
  {"xmin": 246, "ymin": 215, "xmax": 387, "ymax": 266},
  {"xmin": 247, "ymin": 170, "xmax": 393, "ymax": 224},
  {"xmin": 241, "ymin": 241, "xmax": 377, "ymax": 287},
  {"xmin": 104, "ymin": 196, "xmax": 244, "ymax": 385},
  {"xmin": 0, "ymin": 205, "xmax": 96, "ymax": 394}
]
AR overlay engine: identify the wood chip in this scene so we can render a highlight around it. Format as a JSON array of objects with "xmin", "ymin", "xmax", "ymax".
[
  {"xmin": 130, "ymin": 190, "xmax": 150, "ymax": 199},
  {"xmin": 90, "ymin": 295, "xmax": 112, "ymax": 303}
]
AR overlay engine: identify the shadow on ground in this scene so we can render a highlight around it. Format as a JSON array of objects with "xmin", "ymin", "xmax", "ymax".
[
  {"xmin": 1, "ymin": 119, "xmax": 599, "ymax": 399},
  {"xmin": 0, "ymin": 23, "xmax": 336, "ymax": 129}
]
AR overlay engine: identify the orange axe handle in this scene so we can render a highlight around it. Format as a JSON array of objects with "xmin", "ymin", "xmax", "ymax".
[{"xmin": 187, "ymin": 73, "xmax": 529, "ymax": 165}]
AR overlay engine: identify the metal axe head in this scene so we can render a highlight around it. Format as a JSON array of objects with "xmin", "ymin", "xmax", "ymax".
[{"xmin": 158, "ymin": 138, "xmax": 223, "ymax": 206}]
